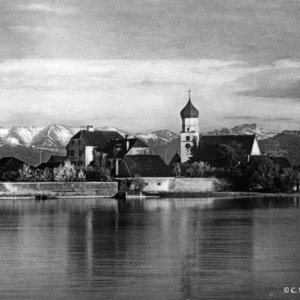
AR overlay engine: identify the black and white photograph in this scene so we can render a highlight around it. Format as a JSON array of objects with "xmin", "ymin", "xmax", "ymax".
[{"xmin": 0, "ymin": 0, "xmax": 300, "ymax": 299}]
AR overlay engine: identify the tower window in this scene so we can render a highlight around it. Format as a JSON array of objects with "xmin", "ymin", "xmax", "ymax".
[
  {"xmin": 187, "ymin": 127, "xmax": 189, "ymax": 131},
  {"xmin": 186, "ymin": 136, "xmax": 190, "ymax": 141}
]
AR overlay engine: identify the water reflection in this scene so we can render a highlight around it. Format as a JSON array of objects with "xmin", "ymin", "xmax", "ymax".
[{"xmin": 0, "ymin": 197, "xmax": 299, "ymax": 299}]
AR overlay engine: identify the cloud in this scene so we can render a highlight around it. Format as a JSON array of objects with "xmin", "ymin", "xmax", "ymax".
[
  {"xmin": 0, "ymin": 59, "xmax": 253, "ymax": 91},
  {"xmin": 240, "ymin": 80, "xmax": 300, "ymax": 99},
  {"xmin": 15, "ymin": 3, "xmax": 78, "ymax": 16},
  {"xmin": 235, "ymin": 59, "xmax": 300, "ymax": 99},
  {"xmin": 11, "ymin": 26, "xmax": 46, "ymax": 34},
  {"xmin": 224, "ymin": 115, "xmax": 295, "ymax": 122},
  {"xmin": 133, "ymin": 77, "xmax": 185, "ymax": 87},
  {"xmin": 0, "ymin": 58, "xmax": 299, "ymax": 132}
]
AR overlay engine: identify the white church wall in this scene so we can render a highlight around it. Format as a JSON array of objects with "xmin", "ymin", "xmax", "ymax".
[{"xmin": 251, "ymin": 138, "xmax": 261, "ymax": 155}]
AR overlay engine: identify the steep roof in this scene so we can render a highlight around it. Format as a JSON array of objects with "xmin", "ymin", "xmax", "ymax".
[
  {"xmin": 37, "ymin": 162, "xmax": 62, "ymax": 170},
  {"xmin": 200, "ymin": 135, "xmax": 256, "ymax": 154},
  {"xmin": 180, "ymin": 97, "xmax": 199, "ymax": 119},
  {"xmin": 70, "ymin": 130, "xmax": 124, "ymax": 150},
  {"xmin": 105, "ymin": 138, "xmax": 150, "ymax": 158},
  {"xmin": 270, "ymin": 157, "xmax": 291, "ymax": 168},
  {"xmin": 0, "ymin": 157, "xmax": 27, "ymax": 172},
  {"xmin": 197, "ymin": 135, "xmax": 257, "ymax": 167},
  {"xmin": 169, "ymin": 152, "xmax": 181, "ymax": 165},
  {"xmin": 117, "ymin": 155, "xmax": 172, "ymax": 177},
  {"xmin": 47, "ymin": 155, "xmax": 67, "ymax": 164}
]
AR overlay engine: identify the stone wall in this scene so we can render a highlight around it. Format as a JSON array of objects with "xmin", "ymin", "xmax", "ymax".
[
  {"xmin": 173, "ymin": 177, "xmax": 228, "ymax": 193},
  {"xmin": 0, "ymin": 182, "xmax": 118, "ymax": 197},
  {"xmin": 141, "ymin": 177, "xmax": 175, "ymax": 193},
  {"xmin": 141, "ymin": 177, "xmax": 228, "ymax": 193}
]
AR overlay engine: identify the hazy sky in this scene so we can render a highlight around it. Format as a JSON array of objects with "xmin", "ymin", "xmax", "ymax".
[{"xmin": 0, "ymin": 0, "xmax": 300, "ymax": 133}]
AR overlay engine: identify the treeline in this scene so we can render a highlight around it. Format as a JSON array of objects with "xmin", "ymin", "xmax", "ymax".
[
  {"xmin": 170, "ymin": 140, "xmax": 300, "ymax": 193},
  {"xmin": 0, "ymin": 160, "xmax": 112, "ymax": 182}
]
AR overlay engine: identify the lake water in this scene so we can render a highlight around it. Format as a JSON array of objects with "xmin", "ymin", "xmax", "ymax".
[{"xmin": 0, "ymin": 197, "xmax": 300, "ymax": 300}]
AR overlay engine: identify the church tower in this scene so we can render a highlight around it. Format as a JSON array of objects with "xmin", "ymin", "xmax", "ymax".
[{"xmin": 180, "ymin": 91, "xmax": 199, "ymax": 163}]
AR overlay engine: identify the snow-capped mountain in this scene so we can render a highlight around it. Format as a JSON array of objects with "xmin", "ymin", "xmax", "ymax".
[
  {"xmin": 136, "ymin": 130, "xmax": 178, "ymax": 144},
  {"xmin": 31, "ymin": 125, "xmax": 74, "ymax": 149},
  {"xmin": 3, "ymin": 126, "xmax": 44, "ymax": 146},
  {"xmin": 205, "ymin": 123, "xmax": 276, "ymax": 140},
  {"xmin": 281, "ymin": 130, "xmax": 300, "ymax": 137},
  {"xmin": 135, "ymin": 130, "xmax": 179, "ymax": 148},
  {"xmin": 0, "ymin": 123, "xmax": 279, "ymax": 154},
  {"xmin": 70, "ymin": 126, "xmax": 127, "ymax": 137}
]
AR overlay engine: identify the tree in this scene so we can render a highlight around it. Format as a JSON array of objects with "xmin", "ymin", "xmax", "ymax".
[
  {"xmin": 243, "ymin": 156, "xmax": 280, "ymax": 192},
  {"xmin": 53, "ymin": 160, "xmax": 77, "ymax": 182},
  {"xmin": 278, "ymin": 168, "xmax": 298, "ymax": 193},
  {"xmin": 188, "ymin": 137, "xmax": 199, "ymax": 163},
  {"xmin": 173, "ymin": 163, "xmax": 181, "ymax": 177},
  {"xmin": 18, "ymin": 164, "xmax": 35, "ymax": 182},
  {"xmin": 190, "ymin": 161, "xmax": 215, "ymax": 177},
  {"xmin": 36, "ymin": 168, "xmax": 53, "ymax": 182}
]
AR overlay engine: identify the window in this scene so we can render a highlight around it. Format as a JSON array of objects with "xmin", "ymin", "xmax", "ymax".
[
  {"xmin": 186, "ymin": 136, "xmax": 190, "ymax": 141},
  {"xmin": 157, "ymin": 182, "xmax": 161, "ymax": 186},
  {"xmin": 69, "ymin": 150, "xmax": 75, "ymax": 157},
  {"xmin": 79, "ymin": 150, "xmax": 83, "ymax": 157},
  {"xmin": 187, "ymin": 127, "xmax": 190, "ymax": 131},
  {"xmin": 145, "ymin": 183, "xmax": 149, "ymax": 186}
]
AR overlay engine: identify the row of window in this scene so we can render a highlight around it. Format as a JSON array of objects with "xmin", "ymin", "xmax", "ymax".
[
  {"xmin": 144, "ymin": 182, "xmax": 161, "ymax": 186},
  {"xmin": 68, "ymin": 150, "xmax": 84, "ymax": 157}
]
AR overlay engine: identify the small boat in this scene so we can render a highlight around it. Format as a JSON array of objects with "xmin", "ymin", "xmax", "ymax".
[
  {"xmin": 125, "ymin": 191, "xmax": 146, "ymax": 200},
  {"xmin": 35, "ymin": 194, "xmax": 56, "ymax": 200}
]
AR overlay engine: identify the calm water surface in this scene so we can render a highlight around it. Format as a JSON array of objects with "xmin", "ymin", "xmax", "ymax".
[{"xmin": 0, "ymin": 197, "xmax": 300, "ymax": 300}]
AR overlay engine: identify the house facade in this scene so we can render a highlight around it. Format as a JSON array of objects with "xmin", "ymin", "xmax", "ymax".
[{"xmin": 66, "ymin": 126, "xmax": 124, "ymax": 166}]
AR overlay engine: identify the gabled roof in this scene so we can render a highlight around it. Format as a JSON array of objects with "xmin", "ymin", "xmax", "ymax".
[
  {"xmin": 37, "ymin": 162, "xmax": 62, "ymax": 170},
  {"xmin": 69, "ymin": 130, "xmax": 124, "ymax": 150},
  {"xmin": 199, "ymin": 135, "xmax": 256, "ymax": 154},
  {"xmin": 0, "ymin": 157, "xmax": 27, "ymax": 172},
  {"xmin": 131, "ymin": 139, "xmax": 149, "ymax": 148},
  {"xmin": 117, "ymin": 154, "xmax": 172, "ymax": 177},
  {"xmin": 169, "ymin": 152, "xmax": 181, "ymax": 165},
  {"xmin": 180, "ymin": 97, "xmax": 199, "ymax": 119},
  {"xmin": 106, "ymin": 138, "xmax": 150, "ymax": 158},
  {"xmin": 0, "ymin": 157, "xmax": 25, "ymax": 167},
  {"xmin": 270, "ymin": 157, "xmax": 291, "ymax": 168},
  {"xmin": 197, "ymin": 135, "xmax": 257, "ymax": 167},
  {"xmin": 249, "ymin": 155, "xmax": 291, "ymax": 169},
  {"xmin": 47, "ymin": 155, "xmax": 67, "ymax": 164}
]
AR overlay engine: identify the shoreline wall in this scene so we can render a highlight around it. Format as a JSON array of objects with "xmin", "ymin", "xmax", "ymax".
[
  {"xmin": 173, "ymin": 177, "xmax": 228, "ymax": 193},
  {"xmin": 0, "ymin": 182, "xmax": 118, "ymax": 197},
  {"xmin": 141, "ymin": 177, "xmax": 229, "ymax": 193}
]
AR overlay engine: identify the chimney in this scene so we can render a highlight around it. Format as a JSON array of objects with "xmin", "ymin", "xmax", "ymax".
[
  {"xmin": 125, "ymin": 135, "xmax": 129, "ymax": 151},
  {"xmin": 115, "ymin": 158, "xmax": 119, "ymax": 176},
  {"xmin": 87, "ymin": 125, "xmax": 94, "ymax": 132}
]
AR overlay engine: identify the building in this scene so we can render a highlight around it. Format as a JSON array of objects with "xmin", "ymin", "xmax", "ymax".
[
  {"xmin": 198, "ymin": 135, "xmax": 261, "ymax": 167},
  {"xmin": 116, "ymin": 154, "xmax": 172, "ymax": 178},
  {"xmin": 179, "ymin": 92, "xmax": 261, "ymax": 163},
  {"xmin": 0, "ymin": 157, "xmax": 27, "ymax": 173},
  {"xmin": 180, "ymin": 92, "xmax": 199, "ymax": 163},
  {"xmin": 37, "ymin": 155, "xmax": 67, "ymax": 170},
  {"xmin": 66, "ymin": 126, "xmax": 124, "ymax": 166},
  {"xmin": 107, "ymin": 137, "xmax": 171, "ymax": 177}
]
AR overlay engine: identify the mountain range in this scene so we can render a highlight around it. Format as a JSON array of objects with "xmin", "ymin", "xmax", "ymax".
[{"xmin": 0, "ymin": 123, "xmax": 299, "ymax": 166}]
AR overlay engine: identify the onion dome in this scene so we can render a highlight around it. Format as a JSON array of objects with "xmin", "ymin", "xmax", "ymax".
[{"xmin": 180, "ymin": 93, "xmax": 199, "ymax": 119}]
